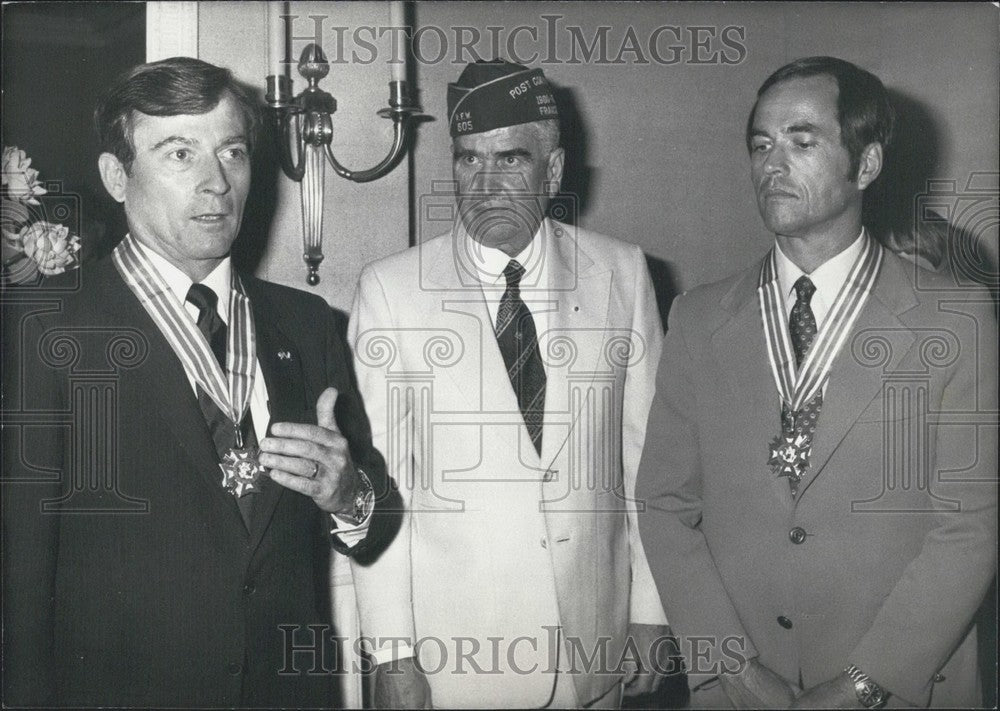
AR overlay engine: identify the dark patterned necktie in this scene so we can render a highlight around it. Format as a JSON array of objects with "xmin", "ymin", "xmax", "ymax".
[
  {"xmin": 186, "ymin": 283, "xmax": 257, "ymax": 524},
  {"xmin": 495, "ymin": 260, "xmax": 546, "ymax": 456},
  {"xmin": 783, "ymin": 275, "xmax": 823, "ymax": 497}
]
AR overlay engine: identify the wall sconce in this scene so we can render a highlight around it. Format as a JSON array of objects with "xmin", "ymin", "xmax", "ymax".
[{"xmin": 265, "ymin": 4, "xmax": 422, "ymax": 285}]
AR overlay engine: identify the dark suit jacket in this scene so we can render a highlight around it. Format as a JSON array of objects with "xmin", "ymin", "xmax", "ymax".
[
  {"xmin": 2, "ymin": 257, "xmax": 393, "ymax": 707},
  {"xmin": 637, "ymin": 249, "xmax": 997, "ymax": 707}
]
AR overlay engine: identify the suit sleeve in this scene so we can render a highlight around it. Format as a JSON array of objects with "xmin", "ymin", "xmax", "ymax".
[
  {"xmin": 2, "ymin": 309, "xmax": 62, "ymax": 705},
  {"xmin": 322, "ymin": 298, "xmax": 398, "ymax": 561},
  {"xmin": 850, "ymin": 292, "xmax": 998, "ymax": 705},
  {"xmin": 347, "ymin": 265, "xmax": 418, "ymax": 657},
  {"xmin": 635, "ymin": 292, "xmax": 758, "ymax": 679},
  {"xmin": 622, "ymin": 246, "xmax": 669, "ymax": 627}
]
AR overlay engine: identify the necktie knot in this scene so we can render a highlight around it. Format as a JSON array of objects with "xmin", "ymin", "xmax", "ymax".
[
  {"xmin": 504, "ymin": 260, "xmax": 526, "ymax": 289},
  {"xmin": 794, "ymin": 276, "xmax": 816, "ymax": 304},
  {"xmin": 186, "ymin": 283, "xmax": 219, "ymax": 318}
]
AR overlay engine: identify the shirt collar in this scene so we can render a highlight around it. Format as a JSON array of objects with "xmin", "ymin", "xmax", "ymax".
[
  {"xmin": 463, "ymin": 218, "xmax": 548, "ymax": 290},
  {"xmin": 139, "ymin": 242, "xmax": 232, "ymax": 323},
  {"xmin": 774, "ymin": 227, "xmax": 866, "ymax": 306}
]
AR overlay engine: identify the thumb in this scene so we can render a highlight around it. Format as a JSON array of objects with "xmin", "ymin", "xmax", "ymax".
[{"xmin": 316, "ymin": 386, "xmax": 340, "ymax": 432}]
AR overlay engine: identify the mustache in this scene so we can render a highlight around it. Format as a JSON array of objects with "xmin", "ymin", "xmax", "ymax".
[{"xmin": 758, "ymin": 180, "xmax": 797, "ymax": 197}]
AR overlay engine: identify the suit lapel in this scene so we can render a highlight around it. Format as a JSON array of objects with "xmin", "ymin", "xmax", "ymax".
[
  {"xmin": 241, "ymin": 277, "xmax": 309, "ymax": 550},
  {"xmin": 540, "ymin": 225, "xmax": 610, "ymax": 471},
  {"xmin": 424, "ymin": 223, "xmax": 611, "ymax": 470},
  {"xmin": 797, "ymin": 254, "xmax": 917, "ymax": 497},
  {"xmin": 713, "ymin": 263, "xmax": 795, "ymax": 508},
  {"xmin": 424, "ymin": 231, "xmax": 524, "ymax": 417},
  {"xmin": 97, "ymin": 265, "xmax": 250, "ymax": 534}
]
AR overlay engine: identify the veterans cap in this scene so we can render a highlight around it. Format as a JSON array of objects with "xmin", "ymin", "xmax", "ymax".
[{"xmin": 447, "ymin": 59, "xmax": 559, "ymax": 137}]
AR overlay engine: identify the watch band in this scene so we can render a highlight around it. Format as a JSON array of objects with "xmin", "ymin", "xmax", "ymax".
[
  {"xmin": 844, "ymin": 664, "xmax": 886, "ymax": 708},
  {"xmin": 351, "ymin": 467, "xmax": 375, "ymax": 523},
  {"xmin": 328, "ymin": 467, "xmax": 375, "ymax": 534}
]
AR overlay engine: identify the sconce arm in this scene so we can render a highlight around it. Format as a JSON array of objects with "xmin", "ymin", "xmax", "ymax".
[
  {"xmin": 269, "ymin": 106, "xmax": 307, "ymax": 182},
  {"xmin": 323, "ymin": 116, "xmax": 408, "ymax": 184}
]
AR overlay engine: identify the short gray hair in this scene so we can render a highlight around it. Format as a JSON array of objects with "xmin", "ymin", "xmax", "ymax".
[{"xmin": 529, "ymin": 119, "xmax": 560, "ymax": 155}]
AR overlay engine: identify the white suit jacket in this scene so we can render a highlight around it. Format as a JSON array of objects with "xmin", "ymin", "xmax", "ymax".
[{"xmin": 349, "ymin": 219, "xmax": 667, "ymax": 707}]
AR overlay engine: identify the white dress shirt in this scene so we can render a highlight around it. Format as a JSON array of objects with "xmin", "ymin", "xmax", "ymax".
[
  {"xmin": 774, "ymin": 227, "xmax": 867, "ymax": 326},
  {"xmin": 466, "ymin": 219, "xmax": 551, "ymax": 347},
  {"xmin": 773, "ymin": 228, "xmax": 867, "ymax": 397},
  {"xmin": 140, "ymin": 247, "xmax": 368, "ymax": 543}
]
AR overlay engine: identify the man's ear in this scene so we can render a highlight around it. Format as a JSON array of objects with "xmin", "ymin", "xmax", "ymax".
[
  {"xmin": 544, "ymin": 147, "xmax": 565, "ymax": 197},
  {"xmin": 98, "ymin": 152, "xmax": 128, "ymax": 203},
  {"xmin": 855, "ymin": 142, "xmax": 883, "ymax": 191}
]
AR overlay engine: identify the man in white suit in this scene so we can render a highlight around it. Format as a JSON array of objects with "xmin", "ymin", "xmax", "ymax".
[{"xmin": 349, "ymin": 60, "xmax": 671, "ymax": 708}]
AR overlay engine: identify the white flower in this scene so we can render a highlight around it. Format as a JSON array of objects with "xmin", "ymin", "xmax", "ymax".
[
  {"xmin": 19, "ymin": 221, "xmax": 81, "ymax": 276},
  {"xmin": 2, "ymin": 146, "xmax": 48, "ymax": 205}
]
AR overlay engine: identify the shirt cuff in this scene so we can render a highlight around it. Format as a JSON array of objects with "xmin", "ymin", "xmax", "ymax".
[
  {"xmin": 366, "ymin": 640, "xmax": 417, "ymax": 667},
  {"xmin": 329, "ymin": 506, "xmax": 372, "ymax": 548}
]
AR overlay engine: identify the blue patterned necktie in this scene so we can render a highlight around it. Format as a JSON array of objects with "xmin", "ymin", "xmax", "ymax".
[
  {"xmin": 495, "ymin": 260, "xmax": 546, "ymax": 456},
  {"xmin": 783, "ymin": 276, "xmax": 822, "ymax": 497}
]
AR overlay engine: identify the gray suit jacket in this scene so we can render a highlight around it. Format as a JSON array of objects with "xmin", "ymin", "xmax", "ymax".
[{"xmin": 637, "ymin": 248, "xmax": 997, "ymax": 707}]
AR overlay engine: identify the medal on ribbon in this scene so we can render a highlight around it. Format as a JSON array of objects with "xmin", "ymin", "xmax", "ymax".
[
  {"xmin": 114, "ymin": 236, "xmax": 264, "ymax": 498},
  {"xmin": 768, "ymin": 432, "xmax": 811, "ymax": 480},
  {"xmin": 220, "ymin": 428, "xmax": 266, "ymax": 497},
  {"xmin": 757, "ymin": 231, "xmax": 882, "ymax": 485}
]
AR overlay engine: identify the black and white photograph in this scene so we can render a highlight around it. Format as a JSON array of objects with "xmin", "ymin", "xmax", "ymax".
[{"xmin": 2, "ymin": 2, "xmax": 997, "ymax": 708}]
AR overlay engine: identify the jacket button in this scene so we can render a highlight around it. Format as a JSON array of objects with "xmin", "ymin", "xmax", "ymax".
[
  {"xmin": 542, "ymin": 470, "xmax": 554, "ymax": 482},
  {"xmin": 227, "ymin": 662, "xmax": 243, "ymax": 675},
  {"xmin": 934, "ymin": 673, "xmax": 946, "ymax": 683},
  {"xmin": 540, "ymin": 538, "xmax": 547, "ymax": 549},
  {"xmin": 789, "ymin": 527, "xmax": 807, "ymax": 544},
  {"xmin": 243, "ymin": 583, "xmax": 255, "ymax": 595},
  {"xmin": 777, "ymin": 616, "xmax": 793, "ymax": 629}
]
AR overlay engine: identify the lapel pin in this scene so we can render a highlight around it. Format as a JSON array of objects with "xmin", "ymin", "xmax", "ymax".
[{"xmin": 277, "ymin": 350, "xmax": 292, "ymax": 360}]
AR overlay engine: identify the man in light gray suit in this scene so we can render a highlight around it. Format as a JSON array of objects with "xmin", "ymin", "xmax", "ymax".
[{"xmin": 638, "ymin": 56, "xmax": 997, "ymax": 709}]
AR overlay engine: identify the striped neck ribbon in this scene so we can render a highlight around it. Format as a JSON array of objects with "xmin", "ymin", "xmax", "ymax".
[
  {"xmin": 113, "ymin": 234, "xmax": 257, "ymax": 428},
  {"xmin": 757, "ymin": 230, "xmax": 883, "ymax": 413}
]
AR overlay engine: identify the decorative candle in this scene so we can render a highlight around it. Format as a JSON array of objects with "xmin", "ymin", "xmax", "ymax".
[
  {"xmin": 388, "ymin": 1, "xmax": 406, "ymax": 83},
  {"xmin": 267, "ymin": 2, "xmax": 287, "ymax": 78}
]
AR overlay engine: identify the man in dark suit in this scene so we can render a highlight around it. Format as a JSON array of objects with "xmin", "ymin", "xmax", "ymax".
[
  {"xmin": 2, "ymin": 57, "xmax": 391, "ymax": 707},
  {"xmin": 637, "ymin": 56, "xmax": 997, "ymax": 708}
]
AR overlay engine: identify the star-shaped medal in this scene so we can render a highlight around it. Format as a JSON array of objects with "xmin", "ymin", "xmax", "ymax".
[
  {"xmin": 768, "ymin": 432, "xmax": 812, "ymax": 481},
  {"xmin": 220, "ymin": 446, "xmax": 266, "ymax": 497}
]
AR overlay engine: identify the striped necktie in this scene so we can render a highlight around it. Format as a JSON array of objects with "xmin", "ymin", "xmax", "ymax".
[{"xmin": 494, "ymin": 260, "xmax": 546, "ymax": 456}]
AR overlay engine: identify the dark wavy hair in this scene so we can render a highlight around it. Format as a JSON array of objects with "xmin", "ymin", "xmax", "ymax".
[
  {"xmin": 746, "ymin": 56, "xmax": 895, "ymax": 181},
  {"xmin": 94, "ymin": 57, "xmax": 261, "ymax": 171}
]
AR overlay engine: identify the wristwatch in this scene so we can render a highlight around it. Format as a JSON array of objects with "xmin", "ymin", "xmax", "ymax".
[
  {"xmin": 348, "ymin": 467, "xmax": 375, "ymax": 524},
  {"xmin": 329, "ymin": 467, "xmax": 374, "ymax": 532},
  {"xmin": 844, "ymin": 664, "xmax": 886, "ymax": 708}
]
